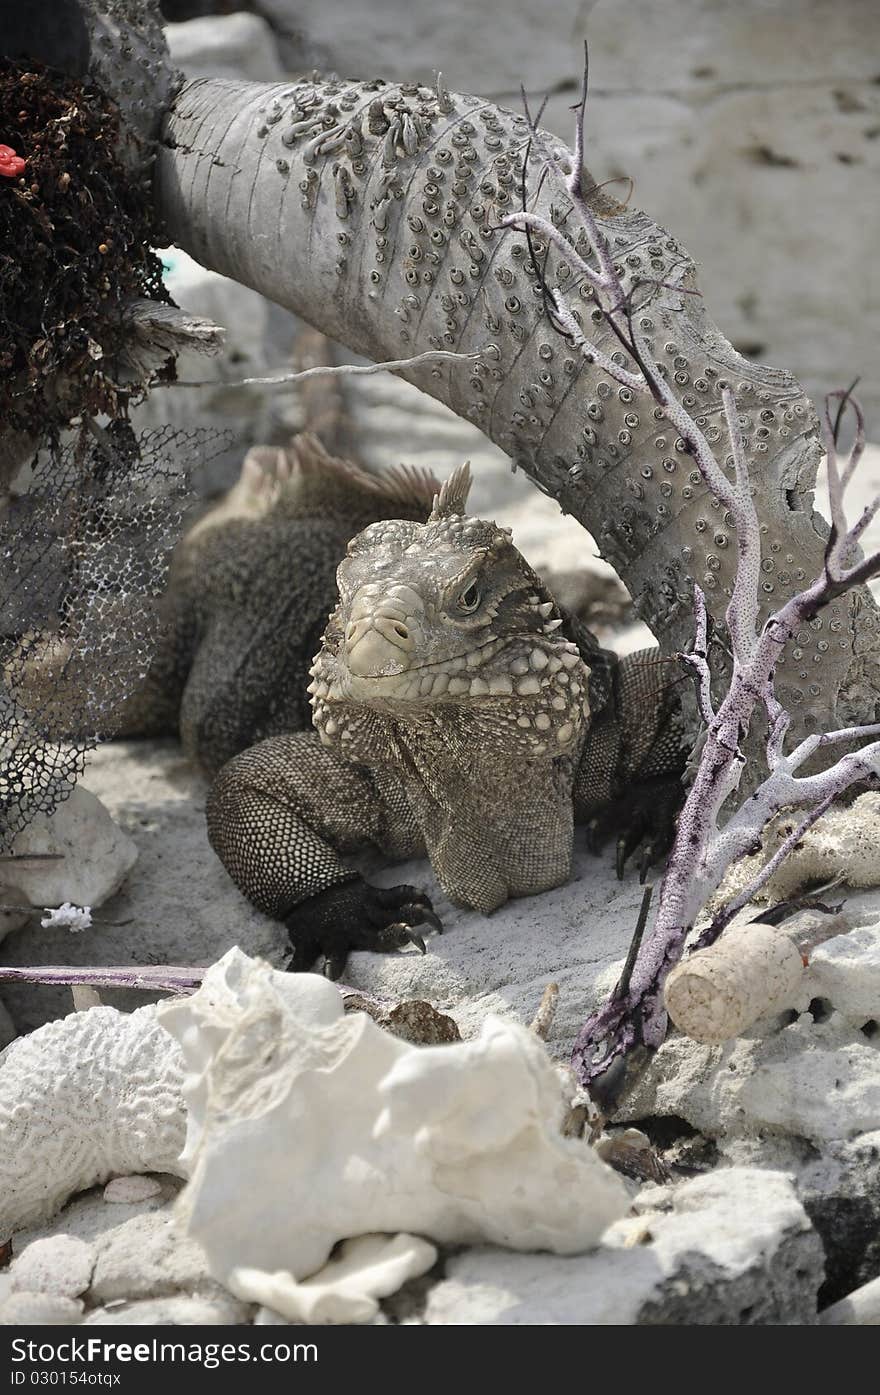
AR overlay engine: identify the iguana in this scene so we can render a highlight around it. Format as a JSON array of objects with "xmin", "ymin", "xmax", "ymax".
[
  {"xmin": 105, "ymin": 424, "xmax": 630, "ymax": 774},
  {"xmin": 206, "ymin": 463, "xmax": 687, "ymax": 977}
]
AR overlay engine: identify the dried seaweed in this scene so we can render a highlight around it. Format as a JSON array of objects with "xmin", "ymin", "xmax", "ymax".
[{"xmin": 0, "ymin": 59, "xmax": 170, "ymax": 440}]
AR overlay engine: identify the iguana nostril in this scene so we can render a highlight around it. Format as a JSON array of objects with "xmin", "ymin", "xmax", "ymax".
[{"xmin": 393, "ymin": 622, "xmax": 408, "ymax": 640}]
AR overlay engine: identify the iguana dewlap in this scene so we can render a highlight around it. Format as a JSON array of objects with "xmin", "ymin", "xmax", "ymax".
[{"xmin": 206, "ymin": 463, "xmax": 686, "ymax": 976}]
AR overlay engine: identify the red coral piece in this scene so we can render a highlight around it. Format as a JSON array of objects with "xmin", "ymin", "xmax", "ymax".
[{"xmin": 0, "ymin": 144, "xmax": 26, "ymax": 178}]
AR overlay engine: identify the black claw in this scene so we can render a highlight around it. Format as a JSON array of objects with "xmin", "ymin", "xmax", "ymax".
[
  {"xmin": 615, "ymin": 835, "xmax": 627, "ymax": 881},
  {"xmin": 385, "ymin": 922, "xmax": 427, "ymax": 953},
  {"xmin": 638, "ymin": 843, "xmax": 654, "ymax": 884},
  {"xmin": 285, "ymin": 879, "xmax": 439, "ymax": 971},
  {"xmin": 323, "ymin": 953, "xmax": 347, "ymax": 980},
  {"xmin": 404, "ymin": 903, "xmax": 443, "ymax": 935}
]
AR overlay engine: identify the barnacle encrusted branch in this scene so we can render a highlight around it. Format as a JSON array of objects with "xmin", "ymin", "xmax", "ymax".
[{"xmin": 500, "ymin": 58, "xmax": 880, "ymax": 1094}]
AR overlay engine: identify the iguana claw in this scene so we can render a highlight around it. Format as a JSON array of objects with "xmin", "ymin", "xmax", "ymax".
[
  {"xmin": 409, "ymin": 905, "xmax": 443, "ymax": 935},
  {"xmin": 284, "ymin": 877, "xmax": 441, "ymax": 977},
  {"xmin": 392, "ymin": 927, "xmax": 427, "ymax": 954},
  {"xmin": 592, "ymin": 776, "xmax": 684, "ymax": 882}
]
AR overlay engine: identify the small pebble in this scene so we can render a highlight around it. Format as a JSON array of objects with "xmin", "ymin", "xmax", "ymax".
[{"xmin": 103, "ymin": 1175, "xmax": 163, "ymax": 1205}]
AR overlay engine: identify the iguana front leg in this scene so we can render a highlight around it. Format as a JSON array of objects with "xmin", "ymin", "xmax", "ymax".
[
  {"xmin": 205, "ymin": 732, "xmax": 439, "ymax": 976},
  {"xmin": 574, "ymin": 647, "xmax": 687, "ymax": 880}
]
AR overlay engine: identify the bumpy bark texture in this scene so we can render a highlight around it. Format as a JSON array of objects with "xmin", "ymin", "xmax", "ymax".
[
  {"xmin": 155, "ymin": 73, "xmax": 880, "ymax": 744},
  {"xmin": 78, "ymin": 0, "xmax": 179, "ymax": 173}
]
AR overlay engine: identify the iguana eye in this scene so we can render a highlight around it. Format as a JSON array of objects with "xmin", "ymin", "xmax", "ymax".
[{"xmin": 458, "ymin": 580, "xmax": 481, "ymax": 612}]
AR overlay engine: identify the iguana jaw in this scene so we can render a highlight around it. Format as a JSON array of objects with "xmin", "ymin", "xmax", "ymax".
[{"xmin": 309, "ymin": 603, "xmax": 592, "ymax": 759}]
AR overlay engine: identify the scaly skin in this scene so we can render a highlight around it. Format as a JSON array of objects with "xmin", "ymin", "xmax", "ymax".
[{"xmin": 207, "ymin": 465, "xmax": 686, "ymax": 975}]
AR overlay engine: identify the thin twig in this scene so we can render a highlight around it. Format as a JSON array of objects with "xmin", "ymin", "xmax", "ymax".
[
  {"xmin": 614, "ymin": 884, "xmax": 654, "ymax": 998},
  {"xmin": 172, "ymin": 347, "xmax": 482, "ymax": 390},
  {"xmin": 529, "ymin": 982, "xmax": 560, "ymax": 1040}
]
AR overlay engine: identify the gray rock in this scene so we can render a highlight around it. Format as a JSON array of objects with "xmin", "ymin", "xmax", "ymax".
[
  {"xmin": 0, "ymin": 786, "xmax": 138, "ymax": 947},
  {"xmin": 84, "ymin": 1294, "xmax": 249, "ymax": 1326},
  {"xmin": 0, "ymin": 742, "xmax": 289, "ymax": 1033},
  {"xmin": 258, "ymin": 0, "xmax": 588, "ymax": 99},
  {"xmin": 422, "ymin": 1168, "xmax": 823, "ymax": 1324},
  {"xmin": 0, "ymin": 1292, "xmax": 83, "ymax": 1326},
  {"xmin": 89, "ymin": 1213, "xmax": 219, "ymax": 1304},
  {"xmin": 166, "ymin": 14, "xmax": 285, "ymax": 84},
  {"xmin": 254, "ymin": 0, "xmax": 879, "ymax": 432},
  {"xmin": 720, "ymin": 1131, "xmax": 880, "ymax": 1309},
  {"xmin": 10, "ymin": 1234, "xmax": 94, "ymax": 1298}
]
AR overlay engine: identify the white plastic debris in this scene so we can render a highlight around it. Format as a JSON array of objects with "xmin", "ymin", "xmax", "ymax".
[{"xmin": 40, "ymin": 902, "xmax": 93, "ymax": 932}]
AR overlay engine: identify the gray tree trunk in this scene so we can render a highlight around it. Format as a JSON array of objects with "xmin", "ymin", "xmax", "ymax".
[{"xmin": 155, "ymin": 72, "xmax": 880, "ymax": 746}]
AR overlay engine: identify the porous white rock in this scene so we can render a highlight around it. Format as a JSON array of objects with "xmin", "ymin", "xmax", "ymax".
[
  {"xmin": 160, "ymin": 949, "xmax": 629, "ymax": 1290},
  {"xmin": 0, "ymin": 1005, "xmax": 185, "ymax": 1234},
  {"xmin": 808, "ymin": 921, "xmax": 880, "ymax": 1026},
  {"xmin": 0, "ymin": 1292, "xmax": 84, "ymax": 1326},
  {"xmin": 88, "ymin": 1212, "xmax": 219, "ymax": 1304},
  {"xmin": 620, "ymin": 1016, "xmax": 880, "ymax": 1145},
  {"xmin": 9, "ymin": 1235, "xmax": 94, "ymax": 1298},
  {"xmin": 230, "ymin": 1234, "xmax": 438, "ymax": 1325},
  {"xmin": 0, "ymin": 787, "xmax": 137, "ymax": 945},
  {"xmin": 423, "ymin": 1168, "xmax": 823, "ymax": 1325},
  {"xmin": 664, "ymin": 920, "xmax": 806, "ymax": 1043},
  {"xmin": 715, "ymin": 793, "xmax": 880, "ymax": 908}
]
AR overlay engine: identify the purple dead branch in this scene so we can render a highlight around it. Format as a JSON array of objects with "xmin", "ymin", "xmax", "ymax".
[
  {"xmin": 501, "ymin": 56, "xmax": 880, "ymax": 1094},
  {"xmin": 0, "ymin": 964, "xmax": 206, "ymax": 994},
  {"xmin": 0, "ymin": 964, "xmax": 395, "ymax": 1013}
]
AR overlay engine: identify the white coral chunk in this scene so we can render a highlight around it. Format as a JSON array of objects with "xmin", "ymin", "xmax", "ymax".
[
  {"xmin": 0, "ymin": 1006, "xmax": 186, "ymax": 1235},
  {"xmin": 715, "ymin": 792, "xmax": 880, "ymax": 908},
  {"xmin": 159, "ymin": 949, "xmax": 629, "ymax": 1293}
]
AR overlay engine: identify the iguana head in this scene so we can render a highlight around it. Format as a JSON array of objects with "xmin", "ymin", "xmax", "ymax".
[{"xmin": 309, "ymin": 464, "xmax": 591, "ymax": 760}]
